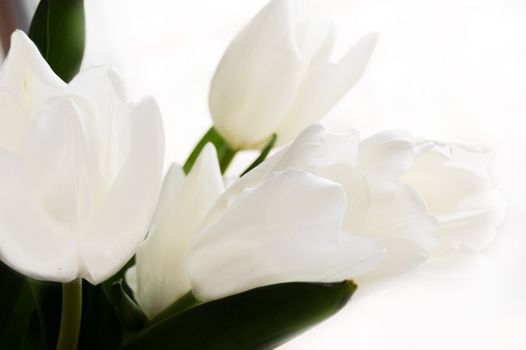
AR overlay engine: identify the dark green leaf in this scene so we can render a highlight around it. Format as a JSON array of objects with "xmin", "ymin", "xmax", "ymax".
[
  {"xmin": 28, "ymin": 0, "xmax": 85, "ymax": 82},
  {"xmin": 27, "ymin": 0, "xmax": 48, "ymax": 55},
  {"xmin": 122, "ymin": 281, "xmax": 356, "ymax": 350}
]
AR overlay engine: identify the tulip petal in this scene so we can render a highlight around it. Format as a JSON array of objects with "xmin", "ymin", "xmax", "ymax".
[
  {"xmin": 209, "ymin": 0, "xmax": 305, "ymax": 147},
  {"xmin": 0, "ymin": 30, "xmax": 65, "ymax": 116},
  {"xmin": 437, "ymin": 189, "xmax": 505, "ymax": 250},
  {"xmin": 189, "ymin": 169, "xmax": 377, "ymax": 301},
  {"xmin": 320, "ymin": 164, "xmax": 370, "ymax": 232},
  {"xmin": 355, "ymin": 237, "xmax": 428, "ymax": 288},
  {"xmin": 67, "ymin": 66, "xmax": 132, "ymax": 182},
  {"xmin": 0, "ymin": 151, "xmax": 79, "ymax": 282},
  {"xmin": 131, "ymin": 144, "xmax": 224, "ymax": 318},
  {"xmin": 0, "ymin": 89, "xmax": 30, "ymax": 151},
  {"xmin": 223, "ymin": 125, "xmax": 359, "ymax": 213},
  {"xmin": 125, "ymin": 164, "xmax": 186, "ymax": 318},
  {"xmin": 276, "ymin": 124, "xmax": 359, "ymax": 171},
  {"xmin": 324, "ymin": 230, "xmax": 381, "ymax": 281},
  {"xmin": 359, "ymin": 130, "xmax": 416, "ymax": 182},
  {"xmin": 293, "ymin": 14, "xmax": 335, "ymax": 64},
  {"xmin": 403, "ymin": 141, "xmax": 504, "ymax": 252},
  {"xmin": 19, "ymin": 97, "xmax": 104, "ymax": 230},
  {"xmin": 402, "ymin": 146, "xmax": 491, "ymax": 214},
  {"xmin": 276, "ymin": 33, "xmax": 377, "ymax": 142},
  {"xmin": 367, "ymin": 182, "xmax": 440, "ymax": 253},
  {"xmin": 81, "ymin": 98, "xmax": 164, "ymax": 285}
]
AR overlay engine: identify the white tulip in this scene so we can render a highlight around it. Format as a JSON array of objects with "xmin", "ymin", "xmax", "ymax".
[
  {"xmin": 221, "ymin": 125, "xmax": 441, "ymax": 283},
  {"xmin": 242, "ymin": 125, "xmax": 503, "ymax": 283},
  {"xmin": 0, "ymin": 31, "xmax": 165, "ymax": 285},
  {"xmin": 402, "ymin": 141, "xmax": 505, "ymax": 255},
  {"xmin": 209, "ymin": 0, "xmax": 377, "ymax": 149},
  {"xmin": 126, "ymin": 144, "xmax": 225, "ymax": 318},
  {"xmin": 127, "ymin": 144, "xmax": 380, "ymax": 316}
]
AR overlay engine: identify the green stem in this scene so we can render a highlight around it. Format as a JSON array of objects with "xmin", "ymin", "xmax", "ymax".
[
  {"xmin": 183, "ymin": 127, "xmax": 238, "ymax": 175},
  {"xmin": 241, "ymin": 133, "xmax": 277, "ymax": 176},
  {"xmin": 56, "ymin": 279, "xmax": 82, "ymax": 350},
  {"xmin": 183, "ymin": 128, "xmax": 215, "ymax": 174},
  {"xmin": 218, "ymin": 147, "xmax": 236, "ymax": 174}
]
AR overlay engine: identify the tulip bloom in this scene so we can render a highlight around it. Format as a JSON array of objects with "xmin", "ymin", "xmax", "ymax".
[
  {"xmin": 402, "ymin": 141, "xmax": 505, "ymax": 254},
  {"xmin": 209, "ymin": 0, "xmax": 377, "ymax": 149},
  {"xmin": 0, "ymin": 31, "xmax": 164, "ymax": 284},
  {"xmin": 222, "ymin": 126, "xmax": 441, "ymax": 281},
  {"xmin": 238, "ymin": 126, "xmax": 504, "ymax": 281},
  {"xmin": 127, "ymin": 145, "xmax": 226, "ymax": 318},
  {"xmin": 127, "ymin": 144, "xmax": 380, "ymax": 317}
]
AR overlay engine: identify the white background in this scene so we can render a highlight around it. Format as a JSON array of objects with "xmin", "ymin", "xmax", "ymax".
[{"xmin": 22, "ymin": 0, "xmax": 526, "ymax": 348}]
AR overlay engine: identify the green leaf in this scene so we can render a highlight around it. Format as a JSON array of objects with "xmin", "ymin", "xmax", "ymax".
[
  {"xmin": 183, "ymin": 127, "xmax": 237, "ymax": 174},
  {"xmin": 28, "ymin": 0, "xmax": 85, "ymax": 82},
  {"xmin": 122, "ymin": 281, "xmax": 356, "ymax": 350}
]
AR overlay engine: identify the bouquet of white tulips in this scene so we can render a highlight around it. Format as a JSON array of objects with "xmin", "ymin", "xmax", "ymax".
[{"xmin": 0, "ymin": 0, "xmax": 504, "ymax": 349}]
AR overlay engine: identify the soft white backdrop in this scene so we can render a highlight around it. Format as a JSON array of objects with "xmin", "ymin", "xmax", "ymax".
[{"xmin": 81, "ymin": 0, "xmax": 525, "ymax": 348}]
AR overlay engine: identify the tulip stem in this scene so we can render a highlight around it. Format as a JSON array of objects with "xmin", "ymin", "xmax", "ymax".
[
  {"xmin": 241, "ymin": 133, "xmax": 277, "ymax": 176},
  {"xmin": 183, "ymin": 127, "xmax": 237, "ymax": 175},
  {"xmin": 56, "ymin": 279, "xmax": 82, "ymax": 350},
  {"xmin": 218, "ymin": 147, "xmax": 236, "ymax": 174}
]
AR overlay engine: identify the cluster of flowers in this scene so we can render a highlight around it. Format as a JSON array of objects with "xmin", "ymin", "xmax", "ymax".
[{"xmin": 0, "ymin": 0, "xmax": 504, "ymax": 321}]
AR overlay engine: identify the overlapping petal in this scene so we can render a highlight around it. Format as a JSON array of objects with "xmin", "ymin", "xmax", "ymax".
[
  {"xmin": 402, "ymin": 142, "xmax": 505, "ymax": 252},
  {"xmin": 128, "ymin": 144, "xmax": 223, "ymax": 318},
  {"xmin": 189, "ymin": 169, "xmax": 379, "ymax": 301}
]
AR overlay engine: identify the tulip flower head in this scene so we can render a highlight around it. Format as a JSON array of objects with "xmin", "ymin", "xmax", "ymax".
[
  {"xmin": 249, "ymin": 126, "xmax": 504, "ymax": 283},
  {"xmin": 209, "ymin": 0, "xmax": 377, "ymax": 149},
  {"xmin": 0, "ymin": 31, "xmax": 165, "ymax": 285},
  {"xmin": 402, "ymin": 141, "xmax": 506, "ymax": 255}
]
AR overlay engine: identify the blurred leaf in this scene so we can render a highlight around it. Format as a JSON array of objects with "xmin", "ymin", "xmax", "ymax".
[
  {"xmin": 28, "ymin": 0, "xmax": 85, "ymax": 82},
  {"xmin": 29, "ymin": 281, "xmax": 62, "ymax": 350},
  {"xmin": 21, "ymin": 311, "xmax": 46, "ymax": 350},
  {"xmin": 0, "ymin": 263, "xmax": 36, "ymax": 349},
  {"xmin": 78, "ymin": 282, "xmax": 122, "ymax": 350},
  {"xmin": 122, "ymin": 281, "xmax": 356, "ymax": 350},
  {"xmin": 0, "ymin": 262, "xmax": 28, "ymax": 334}
]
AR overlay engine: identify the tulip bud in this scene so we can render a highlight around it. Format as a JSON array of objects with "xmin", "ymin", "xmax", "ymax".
[{"xmin": 209, "ymin": 0, "xmax": 377, "ymax": 149}]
